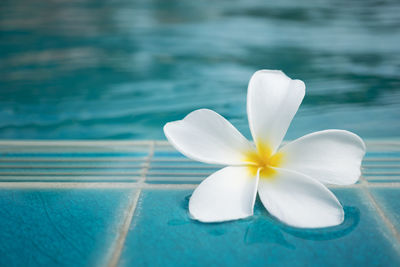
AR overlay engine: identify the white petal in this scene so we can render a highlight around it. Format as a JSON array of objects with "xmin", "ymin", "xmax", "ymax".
[
  {"xmin": 164, "ymin": 109, "xmax": 254, "ymax": 165},
  {"xmin": 258, "ymin": 168, "xmax": 344, "ymax": 228},
  {"xmin": 189, "ymin": 166, "xmax": 259, "ymax": 222},
  {"xmin": 279, "ymin": 130, "xmax": 366, "ymax": 185},
  {"xmin": 247, "ymin": 70, "xmax": 305, "ymax": 153}
]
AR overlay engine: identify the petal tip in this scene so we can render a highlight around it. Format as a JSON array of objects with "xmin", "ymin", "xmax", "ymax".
[
  {"xmin": 336, "ymin": 129, "xmax": 367, "ymax": 151},
  {"xmin": 163, "ymin": 120, "xmax": 180, "ymax": 143},
  {"xmin": 254, "ymin": 69, "xmax": 285, "ymax": 75},
  {"xmin": 292, "ymin": 79, "xmax": 306, "ymax": 93},
  {"xmin": 291, "ymin": 206, "xmax": 345, "ymax": 228},
  {"xmin": 163, "ymin": 121, "xmax": 172, "ymax": 135}
]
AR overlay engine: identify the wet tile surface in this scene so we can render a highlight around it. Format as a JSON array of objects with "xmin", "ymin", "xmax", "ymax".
[
  {"xmin": 370, "ymin": 188, "xmax": 400, "ymax": 232},
  {"xmin": 0, "ymin": 188, "xmax": 135, "ymax": 267},
  {"xmin": 0, "ymin": 140, "xmax": 399, "ymax": 266},
  {"xmin": 119, "ymin": 189, "xmax": 400, "ymax": 267}
]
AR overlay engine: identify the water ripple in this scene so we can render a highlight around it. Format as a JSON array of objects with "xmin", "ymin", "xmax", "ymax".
[{"xmin": 0, "ymin": 0, "xmax": 399, "ymax": 139}]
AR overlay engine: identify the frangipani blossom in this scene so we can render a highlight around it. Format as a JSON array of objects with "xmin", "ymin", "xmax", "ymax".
[{"xmin": 164, "ymin": 70, "xmax": 366, "ymax": 228}]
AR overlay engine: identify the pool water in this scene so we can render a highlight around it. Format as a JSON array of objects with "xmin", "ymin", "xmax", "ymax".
[{"xmin": 0, "ymin": 0, "xmax": 399, "ymax": 140}]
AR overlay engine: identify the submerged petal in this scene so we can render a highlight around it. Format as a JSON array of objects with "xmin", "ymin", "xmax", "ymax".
[
  {"xmin": 258, "ymin": 168, "xmax": 344, "ymax": 228},
  {"xmin": 164, "ymin": 109, "xmax": 255, "ymax": 165},
  {"xmin": 278, "ymin": 130, "xmax": 366, "ymax": 185},
  {"xmin": 189, "ymin": 166, "xmax": 259, "ymax": 222},
  {"xmin": 247, "ymin": 70, "xmax": 305, "ymax": 153}
]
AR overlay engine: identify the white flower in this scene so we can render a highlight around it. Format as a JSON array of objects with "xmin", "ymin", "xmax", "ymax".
[{"xmin": 164, "ymin": 70, "xmax": 366, "ymax": 228}]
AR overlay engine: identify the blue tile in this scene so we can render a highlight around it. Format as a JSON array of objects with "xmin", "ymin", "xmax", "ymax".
[
  {"xmin": 368, "ymin": 179, "xmax": 400, "ymax": 183},
  {"xmin": 145, "ymin": 179, "xmax": 202, "ymax": 185},
  {"xmin": 147, "ymin": 157, "xmax": 220, "ymax": 184},
  {"xmin": 0, "ymin": 188, "xmax": 135, "ymax": 267},
  {"xmin": 120, "ymin": 189, "xmax": 400, "ymax": 267},
  {"xmin": 0, "ymin": 168, "xmax": 142, "ymax": 174},
  {"xmin": 152, "ymin": 151, "xmax": 186, "ymax": 158},
  {"xmin": 365, "ymin": 151, "xmax": 400, "ymax": 158},
  {"xmin": 370, "ymin": 188, "xmax": 400, "ymax": 231},
  {"xmin": 1, "ymin": 152, "xmax": 148, "ymax": 158}
]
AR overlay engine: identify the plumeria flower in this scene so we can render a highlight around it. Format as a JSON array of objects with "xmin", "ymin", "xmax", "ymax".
[{"xmin": 164, "ymin": 70, "xmax": 366, "ymax": 228}]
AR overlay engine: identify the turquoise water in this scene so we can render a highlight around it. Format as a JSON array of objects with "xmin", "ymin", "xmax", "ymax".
[{"xmin": 0, "ymin": 0, "xmax": 399, "ymax": 139}]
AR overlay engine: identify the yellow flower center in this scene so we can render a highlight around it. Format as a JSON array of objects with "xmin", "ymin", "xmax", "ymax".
[{"xmin": 244, "ymin": 141, "xmax": 284, "ymax": 179}]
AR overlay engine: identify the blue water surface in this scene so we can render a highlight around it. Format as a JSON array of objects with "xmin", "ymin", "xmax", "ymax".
[{"xmin": 0, "ymin": 0, "xmax": 399, "ymax": 139}]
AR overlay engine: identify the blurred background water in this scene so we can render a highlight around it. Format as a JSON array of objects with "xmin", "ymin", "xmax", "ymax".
[{"xmin": 0, "ymin": 0, "xmax": 399, "ymax": 140}]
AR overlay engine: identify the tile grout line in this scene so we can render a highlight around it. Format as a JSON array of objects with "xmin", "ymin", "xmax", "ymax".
[
  {"xmin": 0, "ymin": 140, "xmax": 155, "ymax": 146},
  {"xmin": 140, "ymin": 141, "xmax": 155, "ymax": 184},
  {"xmin": 362, "ymin": 161, "xmax": 400, "ymax": 252},
  {"xmin": 0, "ymin": 157, "xmax": 398, "ymax": 162},
  {"xmin": 359, "ymin": 174, "xmax": 368, "ymax": 186},
  {"xmin": 0, "ymin": 182, "xmax": 199, "ymax": 189},
  {"xmin": 108, "ymin": 188, "xmax": 142, "ymax": 267},
  {"xmin": 361, "ymin": 170, "xmax": 400, "ymax": 252},
  {"xmin": 361, "ymin": 186, "xmax": 400, "ymax": 253},
  {"xmin": 1, "ymin": 181, "xmax": 400, "ymax": 189},
  {"xmin": 0, "ymin": 139, "xmax": 399, "ymax": 146},
  {"xmin": 107, "ymin": 142, "xmax": 154, "ymax": 267}
]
